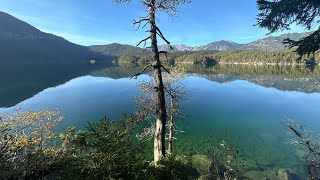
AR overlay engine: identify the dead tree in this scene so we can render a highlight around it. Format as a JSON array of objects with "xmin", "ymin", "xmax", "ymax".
[
  {"xmin": 168, "ymin": 97, "xmax": 174, "ymax": 155},
  {"xmin": 284, "ymin": 121, "xmax": 320, "ymax": 179},
  {"xmin": 114, "ymin": 0, "xmax": 190, "ymax": 163},
  {"xmin": 162, "ymin": 67, "xmax": 187, "ymax": 155},
  {"xmin": 135, "ymin": 67, "xmax": 187, "ymax": 156}
]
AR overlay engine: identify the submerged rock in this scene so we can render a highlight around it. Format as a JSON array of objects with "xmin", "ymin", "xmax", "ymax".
[
  {"xmin": 277, "ymin": 168, "xmax": 304, "ymax": 180},
  {"xmin": 175, "ymin": 155, "xmax": 188, "ymax": 165},
  {"xmin": 243, "ymin": 170, "xmax": 277, "ymax": 180},
  {"xmin": 277, "ymin": 168, "xmax": 294, "ymax": 180},
  {"xmin": 191, "ymin": 154, "xmax": 212, "ymax": 175}
]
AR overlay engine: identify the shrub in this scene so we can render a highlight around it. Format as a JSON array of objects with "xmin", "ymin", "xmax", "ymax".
[
  {"xmin": 0, "ymin": 110, "xmax": 66, "ymax": 179},
  {"xmin": 149, "ymin": 155, "xmax": 199, "ymax": 180},
  {"xmin": 63, "ymin": 116, "xmax": 149, "ymax": 179}
]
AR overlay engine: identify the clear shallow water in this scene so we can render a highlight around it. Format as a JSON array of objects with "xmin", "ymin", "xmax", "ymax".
[
  {"xmin": 178, "ymin": 76, "xmax": 320, "ymax": 178},
  {"xmin": 1, "ymin": 73, "xmax": 320, "ymax": 178}
]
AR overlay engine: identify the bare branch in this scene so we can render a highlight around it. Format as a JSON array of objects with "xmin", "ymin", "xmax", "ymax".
[
  {"xmin": 284, "ymin": 122, "xmax": 320, "ymax": 179},
  {"xmin": 133, "ymin": 18, "xmax": 149, "ymax": 31},
  {"xmin": 164, "ymin": 86, "xmax": 179, "ymax": 103},
  {"xmin": 139, "ymin": 14, "xmax": 150, "ymax": 19},
  {"xmin": 136, "ymin": 36, "xmax": 151, "ymax": 47},
  {"xmin": 142, "ymin": 0, "xmax": 152, "ymax": 7},
  {"xmin": 133, "ymin": 18, "xmax": 149, "ymax": 25},
  {"xmin": 142, "ymin": 21, "xmax": 150, "ymax": 29},
  {"xmin": 155, "ymin": 0, "xmax": 190, "ymax": 16},
  {"xmin": 130, "ymin": 64, "xmax": 152, "ymax": 79},
  {"xmin": 286, "ymin": 124, "xmax": 320, "ymax": 156},
  {"xmin": 155, "ymin": 26, "xmax": 174, "ymax": 50},
  {"xmin": 160, "ymin": 65, "xmax": 170, "ymax": 74}
]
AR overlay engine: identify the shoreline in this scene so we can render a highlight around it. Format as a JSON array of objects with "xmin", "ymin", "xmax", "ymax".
[{"xmin": 176, "ymin": 61, "xmax": 312, "ymax": 66}]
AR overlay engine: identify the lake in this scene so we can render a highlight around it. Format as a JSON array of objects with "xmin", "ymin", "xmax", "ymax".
[{"xmin": 1, "ymin": 64, "xmax": 320, "ymax": 178}]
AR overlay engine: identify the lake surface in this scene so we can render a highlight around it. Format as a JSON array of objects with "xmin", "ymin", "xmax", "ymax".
[{"xmin": 1, "ymin": 64, "xmax": 320, "ymax": 178}]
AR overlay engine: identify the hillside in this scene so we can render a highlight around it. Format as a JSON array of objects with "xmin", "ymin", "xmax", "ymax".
[
  {"xmin": 90, "ymin": 43, "xmax": 151, "ymax": 64},
  {"xmin": 0, "ymin": 11, "xmax": 99, "ymax": 64},
  {"xmin": 89, "ymin": 43, "xmax": 147, "ymax": 57},
  {"xmin": 240, "ymin": 32, "xmax": 311, "ymax": 51}
]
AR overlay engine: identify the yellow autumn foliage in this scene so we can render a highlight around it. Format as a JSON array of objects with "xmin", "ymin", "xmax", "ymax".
[{"xmin": 0, "ymin": 109, "xmax": 67, "ymax": 179}]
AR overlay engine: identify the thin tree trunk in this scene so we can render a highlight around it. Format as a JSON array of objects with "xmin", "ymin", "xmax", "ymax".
[
  {"xmin": 149, "ymin": 0, "xmax": 167, "ymax": 164},
  {"xmin": 168, "ymin": 97, "xmax": 174, "ymax": 155}
]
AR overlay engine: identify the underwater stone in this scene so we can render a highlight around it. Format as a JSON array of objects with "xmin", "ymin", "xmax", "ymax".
[
  {"xmin": 243, "ymin": 170, "xmax": 277, "ymax": 180},
  {"xmin": 191, "ymin": 154, "xmax": 212, "ymax": 175},
  {"xmin": 277, "ymin": 168, "xmax": 295, "ymax": 180},
  {"xmin": 175, "ymin": 155, "xmax": 188, "ymax": 165}
]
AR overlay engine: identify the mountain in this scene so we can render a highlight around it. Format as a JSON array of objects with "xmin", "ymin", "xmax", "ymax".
[
  {"xmin": 89, "ymin": 43, "xmax": 147, "ymax": 57},
  {"xmin": 158, "ymin": 32, "xmax": 311, "ymax": 52},
  {"xmin": 157, "ymin": 44, "xmax": 193, "ymax": 52},
  {"xmin": 0, "ymin": 11, "xmax": 95, "ymax": 64},
  {"xmin": 158, "ymin": 41, "xmax": 241, "ymax": 51},
  {"xmin": 240, "ymin": 32, "xmax": 311, "ymax": 51},
  {"xmin": 194, "ymin": 40, "xmax": 242, "ymax": 51}
]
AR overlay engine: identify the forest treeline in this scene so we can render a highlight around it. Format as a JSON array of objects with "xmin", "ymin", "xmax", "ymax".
[
  {"xmin": 180, "ymin": 64, "xmax": 320, "ymax": 78},
  {"xmin": 117, "ymin": 49, "xmax": 320, "ymax": 66}
]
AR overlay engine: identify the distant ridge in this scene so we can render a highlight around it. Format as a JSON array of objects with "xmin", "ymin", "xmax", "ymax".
[
  {"xmin": 86, "ymin": 31, "xmax": 311, "ymax": 59},
  {"xmin": 239, "ymin": 32, "xmax": 311, "ymax": 51},
  {"xmin": 157, "ymin": 32, "xmax": 311, "ymax": 52}
]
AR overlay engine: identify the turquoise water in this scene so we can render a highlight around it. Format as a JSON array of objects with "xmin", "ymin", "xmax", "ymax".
[
  {"xmin": 178, "ymin": 76, "xmax": 320, "ymax": 178},
  {"xmin": 1, "ymin": 73, "xmax": 320, "ymax": 178}
]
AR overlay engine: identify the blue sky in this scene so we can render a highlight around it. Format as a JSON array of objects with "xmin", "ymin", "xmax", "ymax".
[{"xmin": 0, "ymin": 0, "xmax": 314, "ymax": 46}]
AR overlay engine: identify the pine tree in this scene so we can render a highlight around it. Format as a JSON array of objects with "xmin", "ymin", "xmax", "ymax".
[{"xmin": 256, "ymin": 0, "xmax": 320, "ymax": 57}]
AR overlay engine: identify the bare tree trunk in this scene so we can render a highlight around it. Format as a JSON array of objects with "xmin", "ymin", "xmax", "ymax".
[
  {"xmin": 149, "ymin": 0, "xmax": 167, "ymax": 164},
  {"xmin": 168, "ymin": 97, "xmax": 174, "ymax": 155}
]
